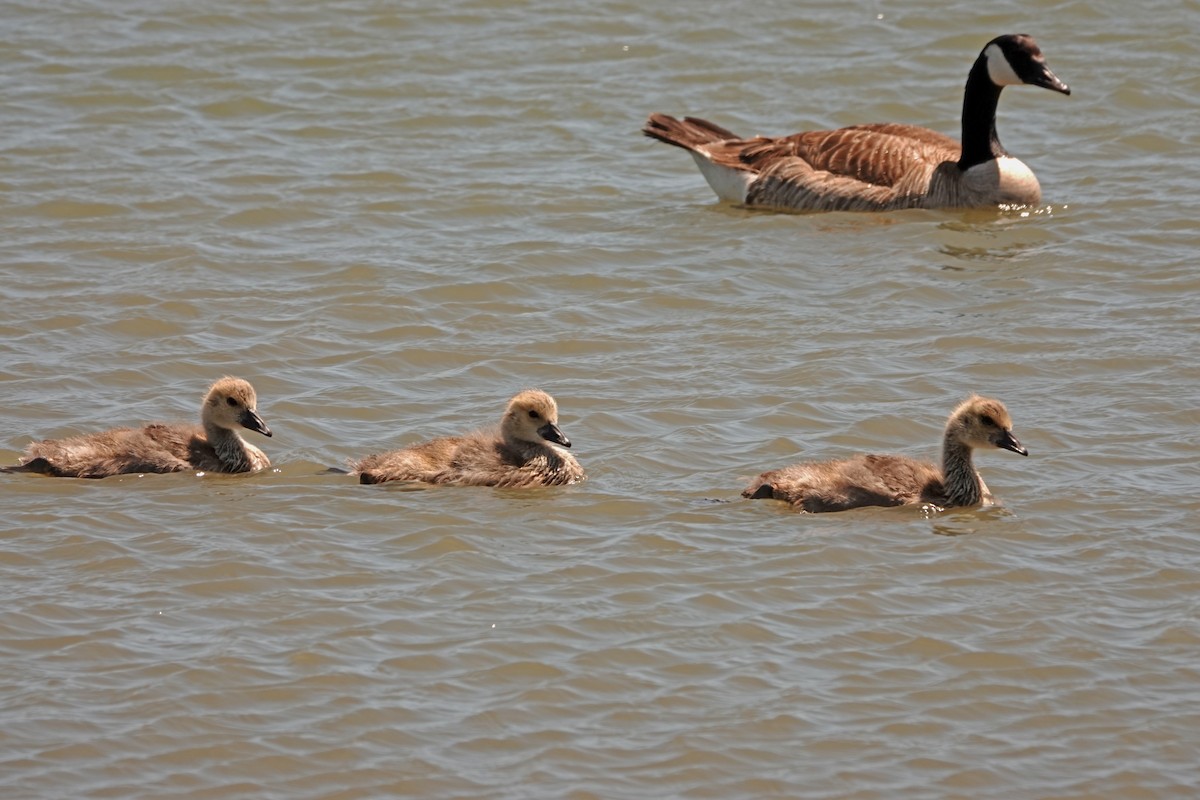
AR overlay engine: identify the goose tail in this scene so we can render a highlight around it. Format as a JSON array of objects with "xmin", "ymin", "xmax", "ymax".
[
  {"xmin": 643, "ymin": 113, "xmax": 740, "ymax": 152},
  {"xmin": 1, "ymin": 457, "xmax": 60, "ymax": 476}
]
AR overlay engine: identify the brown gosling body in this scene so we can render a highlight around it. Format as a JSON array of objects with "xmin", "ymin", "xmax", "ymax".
[
  {"xmin": 742, "ymin": 396, "xmax": 1028, "ymax": 513},
  {"xmin": 2, "ymin": 377, "xmax": 272, "ymax": 478},
  {"xmin": 643, "ymin": 34, "xmax": 1070, "ymax": 212},
  {"xmin": 351, "ymin": 389, "xmax": 585, "ymax": 488}
]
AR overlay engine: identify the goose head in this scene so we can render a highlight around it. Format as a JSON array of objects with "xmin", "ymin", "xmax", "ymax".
[
  {"xmin": 502, "ymin": 389, "xmax": 571, "ymax": 448},
  {"xmin": 946, "ymin": 395, "xmax": 1027, "ymax": 456},
  {"xmin": 202, "ymin": 376, "xmax": 272, "ymax": 437},
  {"xmin": 982, "ymin": 34, "xmax": 1071, "ymax": 95}
]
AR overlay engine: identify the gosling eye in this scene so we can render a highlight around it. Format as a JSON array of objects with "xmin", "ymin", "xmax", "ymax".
[
  {"xmin": 979, "ymin": 414, "xmax": 996, "ymax": 427},
  {"xmin": 528, "ymin": 409, "xmax": 541, "ymax": 420},
  {"xmin": 226, "ymin": 397, "xmax": 239, "ymax": 407}
]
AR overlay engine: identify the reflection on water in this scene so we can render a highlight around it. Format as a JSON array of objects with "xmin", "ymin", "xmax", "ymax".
[{"xmin": 935, "ymin": 210, "xmax": 1061, "ymax": 265}]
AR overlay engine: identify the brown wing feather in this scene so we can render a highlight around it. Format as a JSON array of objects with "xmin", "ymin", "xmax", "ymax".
[
  {"xmin": 747, "ymin": 158, "xmax": 907, "ymax": 212},
  {"xmin": 741, "ymin": 125, "xmax": 961, "ymax": 188},
  {"xmin": 442, "ymin": 438, "xmax": 583, "ymax": 487},
  {"xmin": 12, "ymin": 424, "xmax": 195, "ymax": 478},
  {"xmin": 353, "ymin": 435, "xmax": 460, "ymax": 484},
  {"xmin": 742, "ymin": 452, "xmax": 947, "ymax": 512},
  {"xmin": 646, "ymin": 121, "xmax": 966, "ymax": 211},
  {"xmin": 846, "ymin": 123, "xmax": 962, "ymax": 151},
  {"xmin": 644, "ymin": 114, "xmax": 967, "ymax": 210}
]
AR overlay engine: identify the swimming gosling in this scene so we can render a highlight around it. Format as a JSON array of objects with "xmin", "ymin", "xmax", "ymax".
[
  {"xmin": 351, "ymin": 389, "xmax": 585, "ymax": 487},
  {"xmin": 742, "ymin": 395, "xmax": 1027, "ymax": 512},
  {"xmin": 2, "ymin": 376, "xmax": 272, "ymax": 478},
  {"xmin": 643, "ymin": 34, "xmax": 1070, "ymax": 211}
]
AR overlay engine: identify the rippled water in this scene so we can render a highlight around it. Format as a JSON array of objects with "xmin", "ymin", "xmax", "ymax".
[{"xmin": 2, "ymin": 0, "xmax": 1199, "ymax": 797}]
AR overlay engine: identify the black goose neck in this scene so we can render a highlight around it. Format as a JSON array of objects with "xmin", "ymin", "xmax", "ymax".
[{"xmin": 958, "ymin": 58, "xmax": 1006, "ymax": 170}]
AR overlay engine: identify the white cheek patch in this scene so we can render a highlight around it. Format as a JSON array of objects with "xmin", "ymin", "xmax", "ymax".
[{"xmin": 984, "ymin": 43, "xmax": 1024, "ymax": 86}]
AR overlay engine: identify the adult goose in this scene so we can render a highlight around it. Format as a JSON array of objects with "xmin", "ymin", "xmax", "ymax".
[
  {"xmin": 643, "ymin": 34, "xmax": 1070, "ymax": 211},
  {"xmin": 351, "ymin": 389, "xmax": 585, "ymax": 487},
  {"xmin": 2, "ymin": 376, "xmax": 272, "ymax": 478},
  {"xmin": 742, "ymin": 395, "xmax": 1027, "ymax": 512}
]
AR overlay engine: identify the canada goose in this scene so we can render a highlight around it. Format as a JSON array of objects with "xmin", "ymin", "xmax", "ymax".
[
  {"xmin": 643, "ymin": 34, "xmax": 1070, "ymax": 212},
  {"xmin": 2, "ymin": 376, "xmax": 272, "ymax": 478},
  {"xmin": 742, "ymin": 395, "xmax": 1027, "ymax": 512},
  {"xmin": 351, "ymin": 389, "xmax": 585, "ymax": 487}
]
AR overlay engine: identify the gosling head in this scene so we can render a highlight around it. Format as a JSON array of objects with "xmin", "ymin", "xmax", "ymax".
[
  {"xmin": 982, "ymin": 34, "xmax": 1071, "ymax": 95},
  {"xmin": 202, "ymin": 376, "xmax": 272, "ymax": 438},
  {"xmin": 947, "ymin": 395, "xmax": 1027, "ymax": 456},
  {"xmin": 502, "ymin": 389, "xmax": 571, "ymax": 448}
]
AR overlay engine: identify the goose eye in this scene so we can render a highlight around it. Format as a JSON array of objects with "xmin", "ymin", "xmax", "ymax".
[
  {"xmin": 979, "ymin": 414, "xmax": 996, "ymax": 427},
  {"xmin": 528, "ymin": 410, "xmax": 541, "ymax": 420},
  {"xmin": 226, "ymin": 397, "xmax": 239, "ymax": 407}
]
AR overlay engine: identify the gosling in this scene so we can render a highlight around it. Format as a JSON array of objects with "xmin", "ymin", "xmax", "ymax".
[
  {"xmin": 351, "ymin": 389, "xmax": 585, "ymax": 487},
  {"xmin": 742, "ymin": 395, "xmax": 1027, "ymax": 512},
  {"xmin": 2, "ymin": 376, "xmax": 272, "ymax": 478}
]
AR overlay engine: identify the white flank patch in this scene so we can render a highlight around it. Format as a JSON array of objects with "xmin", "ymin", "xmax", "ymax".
[
  {"xmin": 985, "ymin": 43, "xmax": 1023, "ymax": 86},
  {"xmin": 690, "ymin": 150, "xmax": 752, "ymax": 203}
]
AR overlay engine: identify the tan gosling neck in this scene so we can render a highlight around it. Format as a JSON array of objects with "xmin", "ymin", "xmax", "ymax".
[
  {"xmin": 204, "ymin": 420, "xmax": 259, "ymax": 472},
  {"xmin": 941, "ymin": 437, "xmax": 984, "ymax": 506}
]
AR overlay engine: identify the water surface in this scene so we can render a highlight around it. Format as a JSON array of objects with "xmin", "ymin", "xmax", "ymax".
[{"xmin": 2, "ymin": 0, "xmax": 1199, "ymax": 797}]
